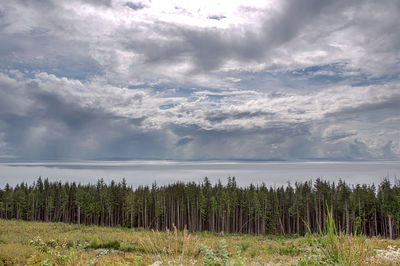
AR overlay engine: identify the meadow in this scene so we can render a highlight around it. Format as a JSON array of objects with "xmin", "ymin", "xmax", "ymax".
[{"xmin": 1, "ymin": 219, "xmax": 400, "ymax": 265}]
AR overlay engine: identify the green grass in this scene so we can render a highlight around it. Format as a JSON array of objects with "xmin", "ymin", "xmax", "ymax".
[
  {"xmin": 296, "ymin": 207, "xmax": 375, "ymax": 265},
  {"xmin": 0, "ymin": 219, "xmax": 399, "ymax": 265}
]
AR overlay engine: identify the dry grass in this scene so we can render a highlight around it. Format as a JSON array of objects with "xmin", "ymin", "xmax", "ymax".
[{"xmin": 0, "ymin": 219, "xmax": 399, "ymax": 265}]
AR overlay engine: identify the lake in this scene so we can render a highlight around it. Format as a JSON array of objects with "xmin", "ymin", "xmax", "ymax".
[{"xmin": 0, "ymin": 160, "xmax": 399, "ymax": 187}]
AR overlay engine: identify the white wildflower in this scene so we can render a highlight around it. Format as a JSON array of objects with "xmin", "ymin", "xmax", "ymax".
[
  {"xmin": 375, "ymin": 246, "xmax": 400, "ymax": 262},
  {"xmin": 150, "ymin": 261, "xmax": 163, "ymax": 266}
]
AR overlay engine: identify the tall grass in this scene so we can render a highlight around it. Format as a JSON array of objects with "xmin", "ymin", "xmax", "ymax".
[
  {"xmin": 2, "ymin": 219, "xmax": 398, "ymax": 265},
  {"xmin": 298, "ymin": 205, "xmax": 373, "ymax": 265}
]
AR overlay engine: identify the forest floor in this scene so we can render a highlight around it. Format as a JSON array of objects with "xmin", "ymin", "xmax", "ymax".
[{"xmin": 1, "ymin": 219, "xmax": 400, "ymax": 265}]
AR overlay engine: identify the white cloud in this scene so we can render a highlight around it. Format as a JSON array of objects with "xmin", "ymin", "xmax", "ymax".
[
  {"xmin": 0, "ymin": 0, "xmax": 399, "ymax": 160},
  {"xmin": 0, "ymin": 70, "xmax": 399, "ymax": 160}
]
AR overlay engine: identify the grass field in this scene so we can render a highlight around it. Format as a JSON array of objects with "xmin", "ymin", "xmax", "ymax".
[{"xmin": 0, "ymin": 219, "xmax": 400, "ymax": 265}]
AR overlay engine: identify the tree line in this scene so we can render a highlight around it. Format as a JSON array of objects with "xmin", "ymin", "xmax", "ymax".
[{"xmin": 1, "ymin": 176, "xmax": 400, "ymax": 238}]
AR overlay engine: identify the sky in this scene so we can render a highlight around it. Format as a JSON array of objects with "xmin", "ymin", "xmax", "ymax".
[
  {"xmin": 1, "ymin": 161, "xmax": 400, "ymax": 187},
  {"xmin": 0, "ymin": 0, "xmax": 399, "ymax": 162}
]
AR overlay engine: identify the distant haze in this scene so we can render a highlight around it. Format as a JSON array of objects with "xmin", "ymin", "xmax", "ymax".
[{"xmin": 1, "ymin": 161, "xmax": 399, "ymax": 187}]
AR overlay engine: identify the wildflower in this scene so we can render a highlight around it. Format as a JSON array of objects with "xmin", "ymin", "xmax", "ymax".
[{"xmin": 374, "ymin": 246, "xmax": 400, "ymax": 262}]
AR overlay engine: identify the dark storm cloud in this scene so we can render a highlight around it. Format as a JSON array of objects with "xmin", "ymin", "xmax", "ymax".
[
  {"xmin": 125, "ymin": 2, "xmax": 146, "ymax": 10},
  {"xmin": 347, "ymin": 140, "xmax": 372, "ymax": 159},
  {"xmin": 3, "ymin": 0, "xmax": 399, "ymax": 82},
  {"xmin": 205, "ymin": 111, "xmax": 275, "ymax": 124},
  {"xmin": 175, "ymin": 137, "xmax": 193, "ymax": 147},
  {"xmin": 170, "ymin": 123, "xmax": 310, "ymax": 139},
  {"xmin": 17, "ymin": 0, "xmax": 112, "ymax": 7},
  {"xmin": 170, "ymin": 122, "xmax": 314, "ymax": 160},
  {"xmin": 260, "ymin": 0, "xmax": 337, "ymax": 46},
  {"xmin": 121, "ymin": 0, "xmax": 348, "ymax": 72},
  {"xmin": 207, "ymin": 15, "xmax": 226, "ymax": 21},
  {"xmin": 383, "ymin": 141, "xmax": 398, "ymax": 160},
  {"xmin": 112, "ymin": 0, "xmax": 399, "ymax": 83},
  {"xmin": 325, "ymin": 132, "xmax": 357, "ymax": 142},
  {"xmin": 32, "ymin": 90, "xmax": 112, "ymax": 131},
  {"xmin": 84, "ymin": 0, "xmax": 112, "ymax": 6},
  {"xmin": 1, "ymin": 88, "xmax": 100, "ymax": 158},
  {"xmin": 0, "ymin": 74, "xmax": 157, "ymax": 160},
  {"xmin": 324, "ymin": 94, "xmax": 400, "ymax": 122},
  {"xmin": 334, "ymin": 95, "xmax": 400, "ymax": 115},
  {"xmin": 0, "ymin": 106, "xmax": 156, "ymax": 161}
]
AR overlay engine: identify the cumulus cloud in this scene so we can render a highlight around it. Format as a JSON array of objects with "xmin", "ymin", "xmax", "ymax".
[
  {"xmin": 0, "ymin": 0, "xmax": 399, "ymax": 161},
  {"xmin": 0, "ymin": 70, "xmax": 399, "ymax": 160},
  {"xmin": 207, "ymin": 15, "xmax": 226, "ymax": 21},
  {"xmin": 125, "ymin": 2, "xmax": 146, "ymax": 10}
]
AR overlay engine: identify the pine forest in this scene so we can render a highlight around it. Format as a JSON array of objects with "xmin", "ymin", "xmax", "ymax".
[{"xmin": 1, "ymin": 177, "xmax": 400, "ymax": 239}]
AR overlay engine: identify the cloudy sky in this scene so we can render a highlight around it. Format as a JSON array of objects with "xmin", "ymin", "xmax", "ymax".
[{"xmin": 0, "ymin": 0, "xmax": 399, "ymax": 162}]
